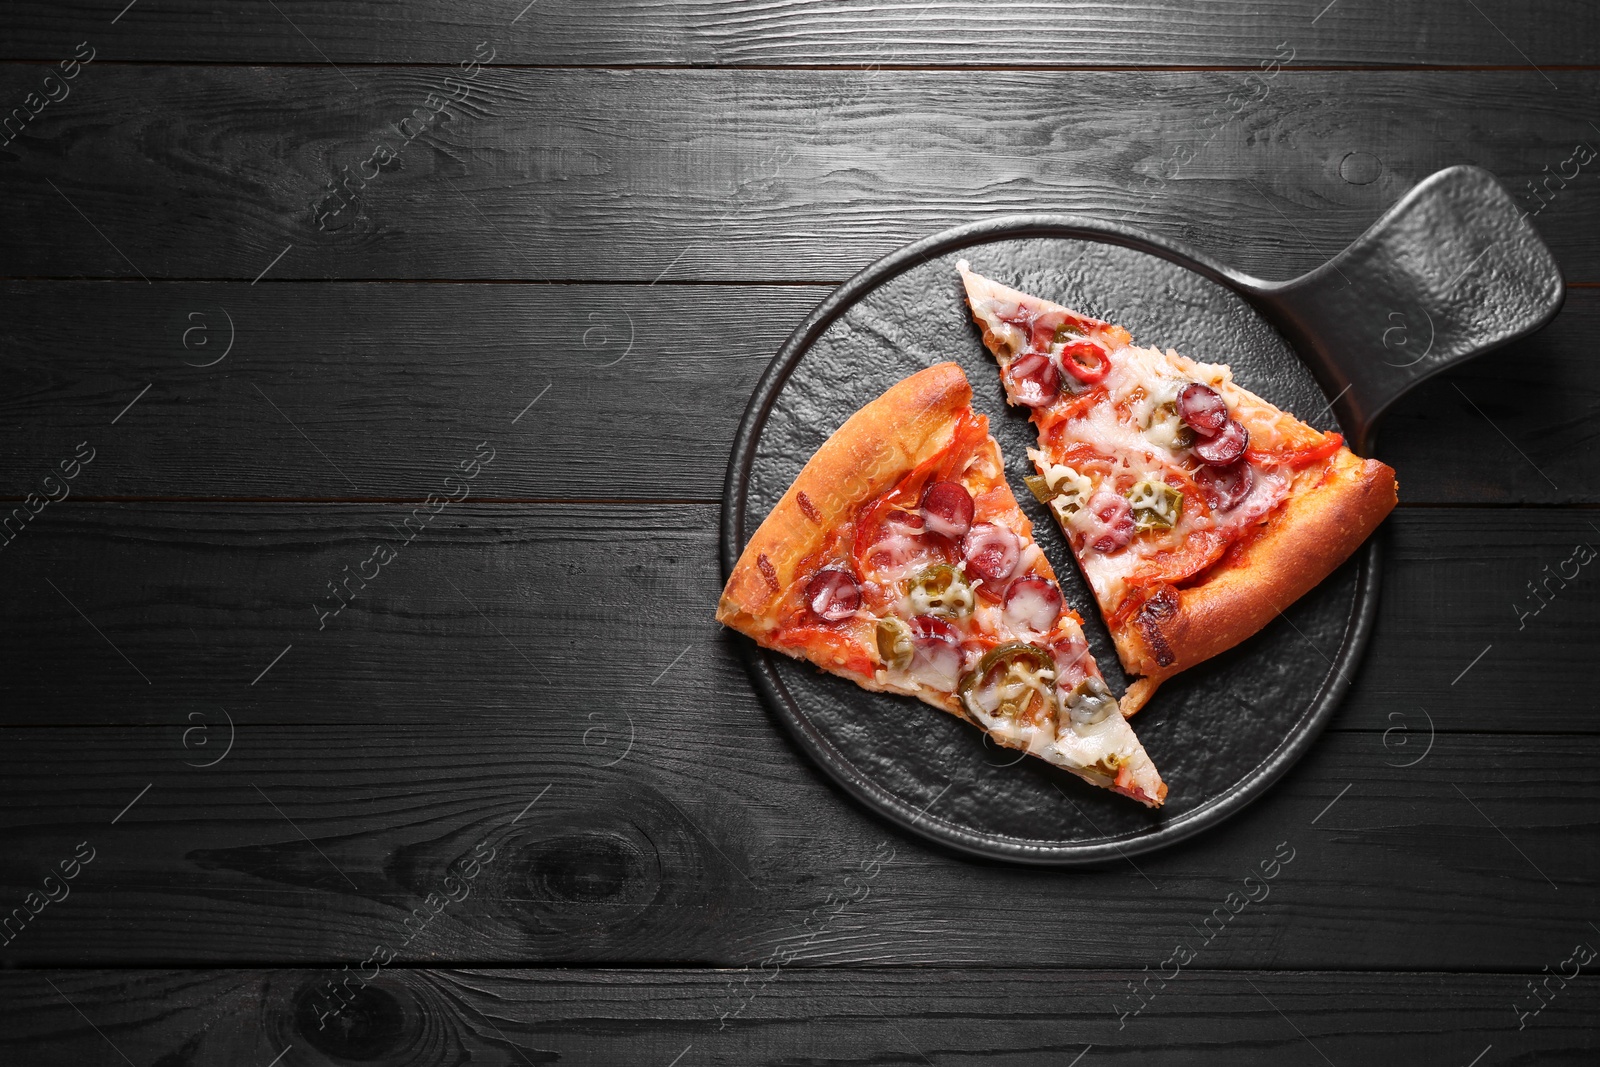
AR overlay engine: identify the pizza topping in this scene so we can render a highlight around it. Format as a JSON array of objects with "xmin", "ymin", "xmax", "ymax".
[
  {"xmin": 859, "ymin": 510, "xmax": 933, "ymax": 577},
  {"xmin": 959, "ymin": 642, "xmax": 1057, "ymax": 725},
  {"xmin": 1050, "ymin": 630, "xmax": 1090, "ymax": 688},
  {"xmin": 874, "ymin": 616, "xmax": 915, "ymax": 671},
  {"xmin": 1193, "ymin": 417, "xmax": 1249, "ymax": 465},
  {"xmin": 973, "ymin": 574, "xmax": 1009, "ymax": 605},
  {"xmin": 920, "ymin": 481, "xmax": 975, "ymax": 539},
  {"xmin": 1002, "ymin": 352, "xmax": 1061, "ymax": 408},
  {"xmin": 1028, "ymin": 311, "xmax": 1070, "ymax": 351},
  {"xmin": 906, "ymin": 563, "xmax": 975, "ymax": 619},
  {"xmin": 1219, "ymin": 462, "xmax": 1293, "ymax": 530},
  {"xmin": 1194, "ymin": 459, "xmax": 1254, "ymax": 511},
  {"xmin": 1075, "ymin": 488, "xmax": 1136, "ymax": 553},
  {"xmin": 960, "ymin": 523, "xmax": 1022, "ymax": 583},
  {"xmin": 908, "ymin": 640, "xmax": 963, "ymax": 691},
  {"xmin": 1022, "ymin": 474, "xmax": 1053, "ymax": 503},
  {"xmin": 1248, "ymin": 431, "xmax": 1345, "ymax": 470},
  {"xmin": 906, "ymin": 614, "xmax": 963, "ymax": 691},
  {"xmin": 806, "ymin": 567, "xmax": 861, "ymax": 621},
  {"xmin": 1038, "ymin": 462, "xmax": 1093, "ymax": 503},
  {"xmin": 1177, "ymin": 382, "xmax": 1230, "ymax": 437},
  {"xmin": 909, "ymin": 613, "xmax": 959, "ymax": 645},
  {"xmin": 1125, "ymin": 476, "xmax": 1184, "ymax": 532},
  {"xmin": 1059, "ymin": 341, "xmax": 1110, "ymax": 384},
  {"xmin": 1054, "ymin": 320, "xmax": 1089, "ymax": 344},
  {"xmin": 1142, "ymin": 400, "xmax": 1196, "ymax": 452},
  {"xmin": 1002, "ymin": 575, "xmax": 1063, "ymax": 632},
  {"xmin": 1026, "ymin": 448, "xmax": 1094, "ymax": 516},
  {"xmin": 1061, "ymin": 676, "xmax": 1118, "ymax": 727}
]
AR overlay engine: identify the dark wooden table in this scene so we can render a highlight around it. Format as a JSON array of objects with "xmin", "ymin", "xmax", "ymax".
[{"xmin": 2, "ymin": 3, "xmax": 1597, "ymax": 1063}]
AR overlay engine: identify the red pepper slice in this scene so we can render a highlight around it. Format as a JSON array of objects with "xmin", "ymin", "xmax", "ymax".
[
  {"xmin": 1247, "ymin": 432, "xmax": 1345, "ymax": 470},
  {"xmin": 1059, "ymin": 342, "xmax": 1110, "ymax": 384}
]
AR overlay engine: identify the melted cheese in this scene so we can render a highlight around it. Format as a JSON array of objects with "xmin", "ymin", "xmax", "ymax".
[
  {"xmin": 1050, "ymin": 706, "xmax": 1142, "ymax": 772},
  {"xmin": 906, "ymin": 570, "xmax": 975, "ymax": 617},
  {"xmin": 864, "ymin": 530, "xmax": 938, "ymax": 588},
  {"xmin": 1075, "ymin": 541, "xmax": 1144, "ymax": 608},
  {"xmin": 1218, "ymin": 462, "xmax": 1292, "ymax": 534},
  {"xmin": 1126, "ymin": 476, "xmax": 1181, "ymax": 529},
  {"xmin": 1026, "ymin": 342, "xmax": 1303, "ymax": 603},
  {"xmin": 1027, "ymin": 447, "xmax": 1092, "ymax": 515}
]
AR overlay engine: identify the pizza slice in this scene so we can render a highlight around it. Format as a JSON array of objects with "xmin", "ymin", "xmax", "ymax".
[
  {"xmin": 957, "ymin": 261, "xmax": 1397, "ymax": 713},
  {"xmin": 718, "ymin": 363, "xmax": 1166, "ymax": 807}
]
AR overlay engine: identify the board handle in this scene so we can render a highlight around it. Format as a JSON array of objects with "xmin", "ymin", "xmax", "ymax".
[{"xmin": 1238, "ymin": 166, "xmax": 1563, "ymax": 452}]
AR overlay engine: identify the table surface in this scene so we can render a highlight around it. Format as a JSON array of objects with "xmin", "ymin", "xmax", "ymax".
[{"xmin": 1, "ymin": 3, "xmax": 1597, "ymax": 1064}]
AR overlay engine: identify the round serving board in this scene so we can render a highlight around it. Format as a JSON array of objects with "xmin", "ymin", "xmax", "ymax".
[
  {"xmin": 726, "ymin": 229, "xmax": 1367, "ymax": 864},
  {"xmin": 723, "ymin": 175, "xmax": 1560, "ymax": 863}
]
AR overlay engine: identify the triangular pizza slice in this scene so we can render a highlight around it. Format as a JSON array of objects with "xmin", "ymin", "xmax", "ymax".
[
  {"xmin": 957, "ymin": 261, "xmax": 1397, "ymax": 713},
  {"xmin": 718, "ymin": 363, "xmax": 1166, "ymax": 806}
]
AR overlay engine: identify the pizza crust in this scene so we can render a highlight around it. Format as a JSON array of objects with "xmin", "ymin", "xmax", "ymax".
[
  {"xmin": 717, "ymin": 362, "xmax": 973, "ymax": 642},
  {"xmin": 1116, "ymin": 449, "xmax": 1398, "ymax": 713}
]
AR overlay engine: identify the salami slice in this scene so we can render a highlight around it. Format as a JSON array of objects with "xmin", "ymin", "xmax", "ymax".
[
  {"xmin": 1003, "ymin": 352, "xmax": 1061, "ymax": 408},
  {"xmin": 1002, "ymin": 575, "xmax": 1063, "ymax": 631},
  {"xmin": 805, "ymin": 567, "xmax": 860, "ymax": 621},
  {"xmin": 920, "ymin": 481, "xmax": 974, "ymax": 539},
  {"xmin": 1177, "ymin": 382, "xmax": 1229, "ymax": 436},
  {"xmin": 1193, "ymin": 418, "xmax": 1248, "ymax": 465},
  {"xmin": 961, "ymin": 523, "xmax": 1022, "ymax": 582}
]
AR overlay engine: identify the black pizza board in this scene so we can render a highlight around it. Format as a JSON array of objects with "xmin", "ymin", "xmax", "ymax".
[{"xmin": 722, "ymin": 166, "xmax": 1563, "ymax": 864}]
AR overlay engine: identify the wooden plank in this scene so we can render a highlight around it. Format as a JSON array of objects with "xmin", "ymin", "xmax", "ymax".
[
  {"xmin": 1, "ymin": 281, "xmax": 1593, "ymax": 503},
  {"xmin": 2, "ymin": 68, "xmax": 1598, "ymax": 281},
  {"xmin": 1349, "ymin": 506, "xmax": 1600, "ymax": 735},
  {"xmin": 2, "ymin": 968, "xmax": 1597, "ymax": 1066},
  {"xmin": 6, "ymin": 0, "xmax": 1600, "ymax": 67},
  {"xmin": 1375, "ymin": 290, "xmax": 1600, "ymax": 505},
  {"xmin": 0, "ymin": 281, "xmax": 801, "ymax": 502},
  {"xmin": 0, "ymin": 695, "xmax": 1594, "ymax": 965},
  {"xmin": 0, "ymin": 504, "xmax": 1592, "ymax": 733}
]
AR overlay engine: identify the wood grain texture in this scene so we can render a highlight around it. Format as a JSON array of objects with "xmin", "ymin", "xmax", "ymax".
[
  {"xmin": 0, "ymin": 281, "xmax": 790, "ymax": 502},
  {"xmin": 3, "ymin": 968, "xmax": 1597, "ymax": 1066},
  {"xmin": 0, "ymin": 282, "xmax": 1593, "ymax": 503},
  {"xmin": 6, "ymin": 0, "xmax": 1600, "ymax": 67},
  {"xmin": 0, "ymin": 504, "xmax": 1592, "ymax": 733},
  {"xmin": 0, "ymin": 718, "xmax": 1593, "ymax": 969},
  {"xmin": 2, "ymin": 68, "xmax": 1597, "ymax": 281}
]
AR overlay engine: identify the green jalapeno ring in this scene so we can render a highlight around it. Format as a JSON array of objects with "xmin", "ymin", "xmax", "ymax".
[
  {"xmin": 1126, "ymin": 477, "xmax": 1184, "ymax": 533},
  {"xmin": 906, "ymin": 562, "xmax": 975, "ymax": 619},
  {"xmin": 958, "ymin": 641, "xmax": 1058, "ymax": 723},
  {"xmin": 1062, "ymin": 675, "xmax": 1118, "ymax": 727},
  {"xmin": 874, "ymin": 617, "xmax": 914, "ymax": 672}
]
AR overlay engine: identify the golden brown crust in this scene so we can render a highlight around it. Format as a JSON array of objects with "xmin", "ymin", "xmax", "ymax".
[
  {"xmin": 716, "ymin": 362, "xmax": 973, "ymax": 639},
  {"xmin": 1113, "ymin": 449, "xmax": 1398, "ymax": 706}
]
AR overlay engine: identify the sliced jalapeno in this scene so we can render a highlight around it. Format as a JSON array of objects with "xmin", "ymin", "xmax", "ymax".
[
  {"xmin": 1023, "ymin": 473, "xmax": 1054, "ymax": 504},
  {"xmin": 1147, "ymin": 400, "xmax": 1196, "ymax": 449},
  {"xmin": 1062, "ymin": 675, "xmax": 1118, "ymax": 727},
  {"xmin": 958, "ymin": 641, "xmax": 1057, "ymax": 723},
  {"xmin": 1125, "ymin": 477, "xmax": 1183, "ymax": 532},
  {"xmin": 874, "ymin": 617, "xmax": 914, "ymax": 671},
  {"xmin": 906, "ymin": 563, "xmax": 975, "ymax": 619}
]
